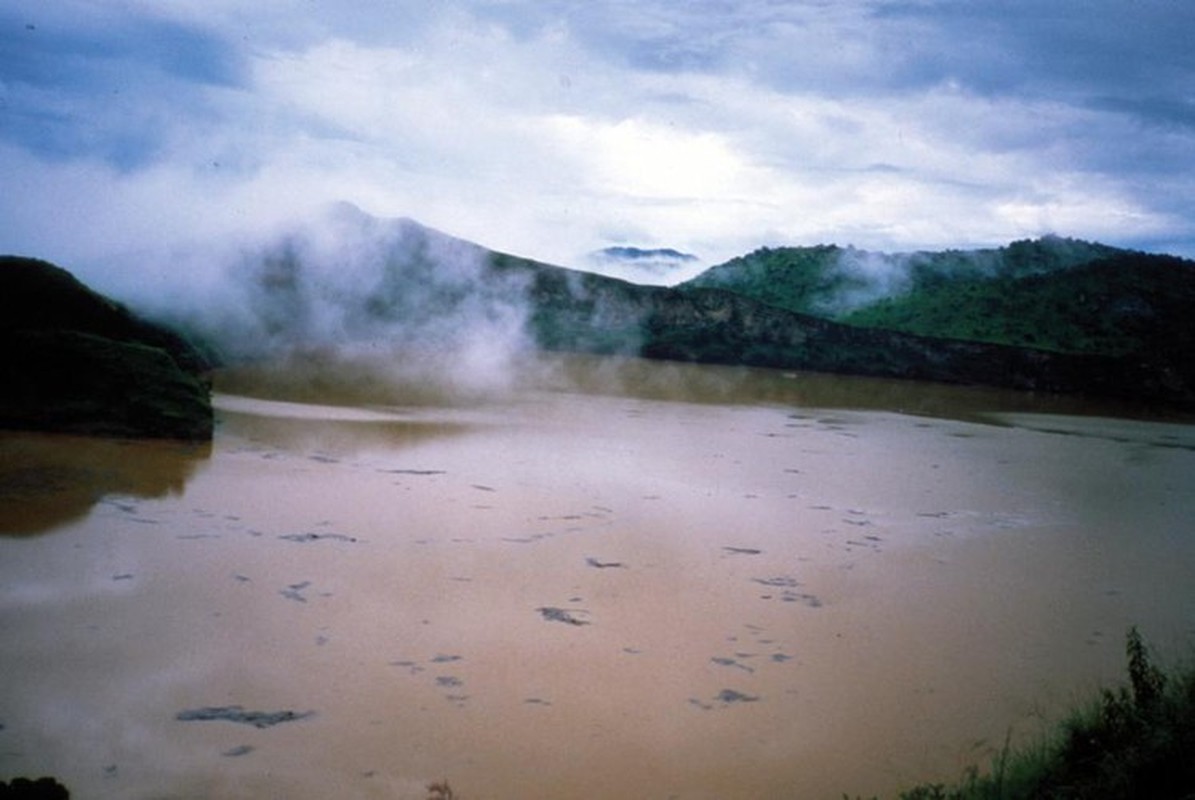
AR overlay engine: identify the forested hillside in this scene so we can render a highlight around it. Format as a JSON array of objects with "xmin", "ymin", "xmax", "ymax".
[{"xmin": 680, "ymin": 236, "xmax": 1195, "ymax": 359}]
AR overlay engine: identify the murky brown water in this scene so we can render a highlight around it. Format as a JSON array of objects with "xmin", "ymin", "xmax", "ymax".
[{"xmin": 3, "ymin": 356, "xmax": 1195, "ymax": 799}]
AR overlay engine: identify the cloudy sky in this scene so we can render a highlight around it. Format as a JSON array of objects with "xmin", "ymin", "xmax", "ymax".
[{"xmin": 2, "ymin": 0, "xmax": 1194, "ymax": 284}]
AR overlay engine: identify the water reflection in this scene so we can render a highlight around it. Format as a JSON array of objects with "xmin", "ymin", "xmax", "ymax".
[{"xmin": 0, "ymin": 432, "xmax": 210, "ymax": 536}]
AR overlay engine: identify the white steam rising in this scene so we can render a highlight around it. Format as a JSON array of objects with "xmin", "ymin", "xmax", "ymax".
[{"xmin": 171, "ymin": 203, "xmax": 537, "ymax": 400}]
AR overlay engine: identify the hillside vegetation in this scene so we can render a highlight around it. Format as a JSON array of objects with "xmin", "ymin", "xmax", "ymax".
[
  {"xmin": 876, "ymin": 628, "xmax": 1195, "ymax": 800},
  {"xmin": 680, "ymin": 236, "xmax": 1195, "ymax": 358}
]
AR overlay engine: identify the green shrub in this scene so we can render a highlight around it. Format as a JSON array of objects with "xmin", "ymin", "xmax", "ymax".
[{"xmin": 861, "ymin": 627, "xmax": 1195, "ymax": 800}]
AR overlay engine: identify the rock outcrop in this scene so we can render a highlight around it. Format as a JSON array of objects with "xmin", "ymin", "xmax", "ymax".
[{"xmin": 0, "ymin": 257, "xmax": 213, "ymax": 440}]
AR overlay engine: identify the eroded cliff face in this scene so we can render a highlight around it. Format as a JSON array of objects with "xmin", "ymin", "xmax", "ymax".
[{"xmin": 0, "ymin": 257, "xmax": 213, "ymax": 440}]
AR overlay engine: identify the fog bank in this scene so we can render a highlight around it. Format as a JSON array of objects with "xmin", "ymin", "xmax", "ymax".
[{"xmin": 144, "ymin": 203, "xmax": 538, "ymax": 401}]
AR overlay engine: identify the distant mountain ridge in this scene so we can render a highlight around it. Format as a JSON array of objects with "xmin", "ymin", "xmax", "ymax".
[
  {"xmin": 593, "ymin": 246, "xmax": 698, "ymax": 263},
  {"xmin": 585, "ymin": 245, "xmax": 700, "ymax": 279}
]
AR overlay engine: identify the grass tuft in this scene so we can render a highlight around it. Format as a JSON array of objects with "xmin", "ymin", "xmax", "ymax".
[{"xmin": 855, "ymin": 627, "xmax": 1195, "ymax": 800}]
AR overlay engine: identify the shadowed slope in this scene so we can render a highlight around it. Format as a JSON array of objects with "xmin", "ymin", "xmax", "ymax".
[{"xmin": 0, "ymin": 257, "xmax": 213, "ymax": 440}]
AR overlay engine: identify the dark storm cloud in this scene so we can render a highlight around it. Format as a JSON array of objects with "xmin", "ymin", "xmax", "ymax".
[
  {"xmin": 507, "ymin": 0, "xmax": 1195, "ymax": 127},
  {"xmin": 873, "ymin": 1, "xmax": 1195, "ymax": 108},
  {"xmin": 0, "ymin": 7, "xmax": 245, "ymax": 167}
]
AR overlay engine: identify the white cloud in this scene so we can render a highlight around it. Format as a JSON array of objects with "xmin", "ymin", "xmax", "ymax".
[
  {"xmin": 1, "ymin": 0, "xmax": 1193, "ymax": 283},
  {"xmin": 541, "ymin": 115, "xmax": 754, "ymax": 202}
]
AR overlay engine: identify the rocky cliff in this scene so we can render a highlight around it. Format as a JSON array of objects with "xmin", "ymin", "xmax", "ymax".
[{"xmin": 0, "ymin": 257, "xmax": 214, "ymax": 440}]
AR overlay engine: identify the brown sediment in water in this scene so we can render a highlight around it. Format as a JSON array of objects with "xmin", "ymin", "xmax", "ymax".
[{"xmin": 1, "ymin": 359, "xmax": 1194, "ymax": 799}]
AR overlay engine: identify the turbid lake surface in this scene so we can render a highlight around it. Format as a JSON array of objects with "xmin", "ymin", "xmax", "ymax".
[{"xmin": 2, "ymin": 355, "xmax": 1195, "ymax": 799}]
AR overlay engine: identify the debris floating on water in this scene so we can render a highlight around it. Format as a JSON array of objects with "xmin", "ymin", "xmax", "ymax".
[
  {"xmin": 278, "ymin": 532, "xmax": 358, "ymax": 543},
  {"xmin": 175, "ymin": 706, "xmax": 315, "ymax": 728},
  {"xmin": 715, "ymin": 689, "xmax": 760, "ymax": 704},
  {"xmin": 537, "ymin": 606, "xmax": 590, "ymax": 626}
]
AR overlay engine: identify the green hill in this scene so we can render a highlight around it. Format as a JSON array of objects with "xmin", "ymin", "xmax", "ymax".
[
  {"xmin": 841, "ymin": 252, "xmax": 1195, "ymax": 357},
  {"xmin": 680, "ymin": 236, "xmax": 1195, "ymax": 360}
]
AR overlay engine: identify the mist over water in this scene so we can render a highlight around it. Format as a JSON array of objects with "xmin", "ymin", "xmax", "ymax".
[
  {"xmin": 89, "ymin": 205, "xmax": 1146, "ymax": 413},
  {"xmin": 132, "ymin": 202, "xmax": 539, "ymax": 400}
]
